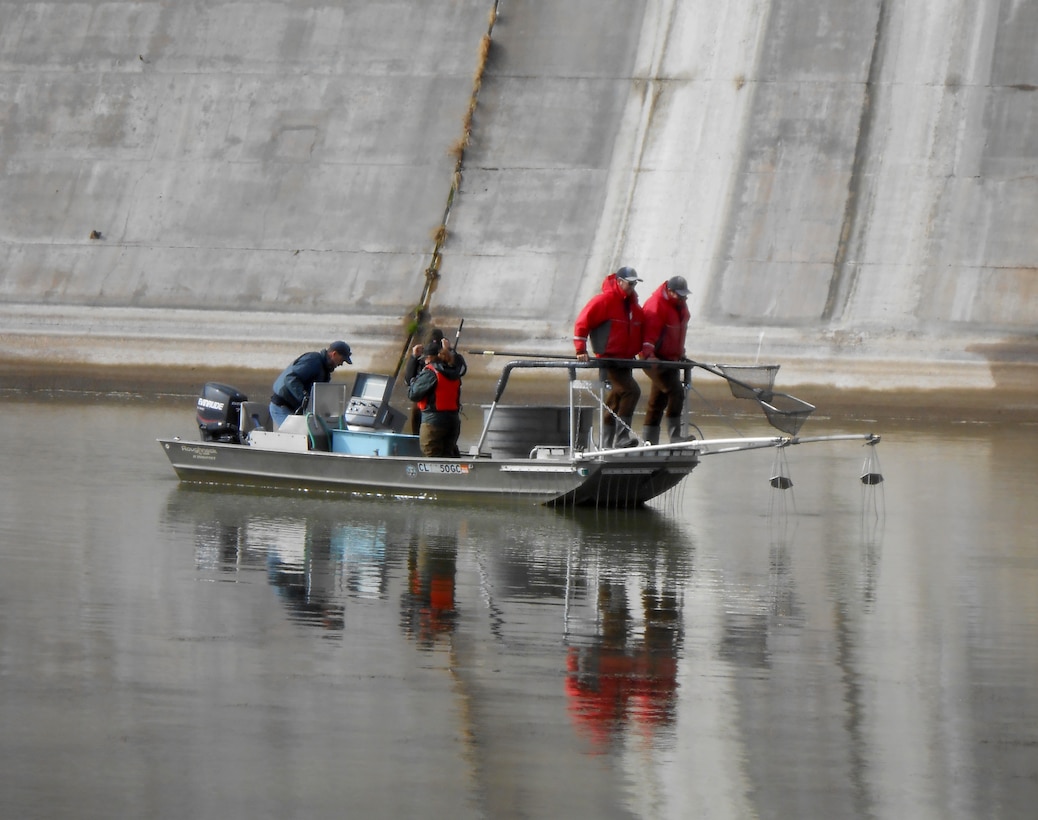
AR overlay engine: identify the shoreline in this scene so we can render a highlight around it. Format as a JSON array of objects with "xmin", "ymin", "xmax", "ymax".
[{"xmin": 1, "ymin": 361, "xmax": 1035, "ymax": 425}]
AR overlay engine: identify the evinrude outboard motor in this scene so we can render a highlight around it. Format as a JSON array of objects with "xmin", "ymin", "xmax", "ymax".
[{"xmin": 197, "ymin": 382, "xmax": 248, "ymax": 444}]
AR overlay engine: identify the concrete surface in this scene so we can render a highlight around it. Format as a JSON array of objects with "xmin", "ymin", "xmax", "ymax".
[{"xmin": 1, "ymin": 0, "xmax": 1036, "ymax": 401}]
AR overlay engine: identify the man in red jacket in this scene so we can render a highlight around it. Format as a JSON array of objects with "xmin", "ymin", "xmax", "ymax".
[
  {"xmin": 574, "ymin": 266, "xmax": 654, "ymax": 448},
  {"xmin": 641, "ymin": 276, "xmax": 691, "ymax": 444}
]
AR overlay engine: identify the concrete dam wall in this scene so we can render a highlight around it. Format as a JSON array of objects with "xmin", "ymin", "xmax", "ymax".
[{"xmin": 1, "ymin": 0, "xmax": 1036, "ymax": 396}]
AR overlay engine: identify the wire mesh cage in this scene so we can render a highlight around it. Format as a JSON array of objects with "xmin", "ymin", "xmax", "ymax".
[
  {"xmin": 717, "ymin": 364, "xmax": 779, "ymax": 401},
  {"xmin": 759, "ymin": 392, "xmax": 815, "ymax": 436}
]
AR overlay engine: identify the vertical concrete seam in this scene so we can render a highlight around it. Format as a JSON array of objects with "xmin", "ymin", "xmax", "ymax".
[
  {"xmin": 702, "ymin": 0, "xmax": 775, "ymax": 322},
  {"xmin": 824, "ymin": 0, "xmax": 890, "ymax": 323},
  {"xmin": 608, "ymin": 0, "xmax": 679, "ymax": 267},
  {"xmin": 395, "ymin": 1, "xmax": 501, "ymax": 375}
]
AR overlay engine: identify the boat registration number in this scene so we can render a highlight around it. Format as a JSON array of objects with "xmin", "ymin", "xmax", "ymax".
[{"xmin": 416, "ymin": 462, "xmax": 471, "ymax": 475}]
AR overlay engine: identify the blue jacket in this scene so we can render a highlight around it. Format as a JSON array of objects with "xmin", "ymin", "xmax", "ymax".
[{"xmin": 272, "ymin": 350, "xmax": 333, "ymax": 412}]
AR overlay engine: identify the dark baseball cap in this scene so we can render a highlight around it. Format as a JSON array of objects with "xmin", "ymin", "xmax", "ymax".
[
  {"xmin": 328, "ymin": 341, "xmax": 352, "ymax": 363},
  {"xmin": 615, "ymin": 266, "xmax": 642, "ymax": 283},
  {"xmin": 667, "ymin": 276, "xmax": 690, "ymax": 297}
]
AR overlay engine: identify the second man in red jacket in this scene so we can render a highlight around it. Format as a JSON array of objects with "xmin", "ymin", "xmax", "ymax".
[{"xmin": 641, "ymin": 276, "xmax": 691, "ymax": 444}]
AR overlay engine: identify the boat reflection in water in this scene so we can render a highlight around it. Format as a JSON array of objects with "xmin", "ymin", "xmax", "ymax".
[
  {"xmin": 186, "ymin": 490, "xmax": 388, "ymax": 631},
  {"xmin": 164, "ymin": 484, "xmax": 695, "ymax": 751}
]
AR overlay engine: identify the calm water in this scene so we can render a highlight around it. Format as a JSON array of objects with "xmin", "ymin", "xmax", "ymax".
[{"xmin": 1, "ymin": 399, "xmax": 1037, "ymax": 819}]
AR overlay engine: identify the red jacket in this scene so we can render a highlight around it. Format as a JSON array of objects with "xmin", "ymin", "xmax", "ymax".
[
  {"xmin": 642, "ymin": 282, "xmax": 689, "ymax": 361},
  {"xmin": 573, "ymin": 275, "xmax": 651, "ymax": 359}
]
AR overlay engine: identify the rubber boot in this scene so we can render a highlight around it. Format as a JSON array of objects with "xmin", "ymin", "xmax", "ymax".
[
  {"xmin": 642, "ymin": 425, "xmax": 661, "ymax": 446},
  {"xmin": 614, "ymin": 416, "xmax": 639, "ymax": 448},
  {"xmin": 601, "ymin": 423, "xmax": 615, "ymax": 450},
  {"xmin": 667, "ymin": 417, "xmax": 689, "ymax": 443}
]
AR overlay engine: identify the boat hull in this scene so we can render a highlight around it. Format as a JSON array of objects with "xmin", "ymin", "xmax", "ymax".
[{"xmin": 158, "ymin": 438, "xmax": 698, "ymax": 507}]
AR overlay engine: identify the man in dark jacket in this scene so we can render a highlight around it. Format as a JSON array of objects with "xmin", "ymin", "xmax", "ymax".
[
  {"xmin": 641, "ymin": 276, "xmax": 691, "ymax": 443},
  {"xmin": 269, "ymin": 340, "xmax": 352, "ymax": 428},
  {"xmin": 573, "ymin": 266, "xmax": 653, "ymax": 448},
  {"xmin": 407, "ymin": 340, "xmax": 464, "ymax": 457}
]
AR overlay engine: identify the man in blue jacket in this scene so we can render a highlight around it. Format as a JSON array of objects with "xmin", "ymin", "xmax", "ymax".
[{"xmin": 269, "ymin": 340, "xmax": 352, "ymax": 428}]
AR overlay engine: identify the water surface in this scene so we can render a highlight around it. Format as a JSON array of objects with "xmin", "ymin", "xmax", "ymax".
[{"xmin": 1, "ymin": 401, "xmax": 1036, "ymax": 819}]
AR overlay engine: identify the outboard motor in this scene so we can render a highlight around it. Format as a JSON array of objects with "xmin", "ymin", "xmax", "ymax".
[{"xmin": 197, "ymin": 382, "xmax": 248, "ymax": 444}]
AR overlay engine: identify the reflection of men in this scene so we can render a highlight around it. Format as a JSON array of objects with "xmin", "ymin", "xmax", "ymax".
[
  {"xmin": 564, "ymin": 580, "xmax": 680, "ymax": 751},
  {"xmin": 407, "ymin": 340, "xmax": 464, "ymax": 457},
  {"xmin": 573, "ymin": 266, "xmax": 652, "ymax": 448},
  {"xmin": 269, "ymin": 341, "xmax": 352, "ymax": 428},
  {"xmin": 401, "ymin": 535, "xmax": 457, "ymax": 648},
  {"xmin": 641, "ymin": 276, "xmax": 691, "ymax": 444}
]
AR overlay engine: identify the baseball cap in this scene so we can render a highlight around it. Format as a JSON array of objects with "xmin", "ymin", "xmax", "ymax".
[
  {"xmin": 615, "ymin": 266, "xmax": 642, "ymax": 283},
  {"xmin": 328, "ymin": 341, "xmax": 352, "ymax": 363},
  {"xmin": 667, "ymin": 275, "xmax": 690, "ymax": 297},
  {"xmin": 424, "ymin": 341, "xmax": 443, "ymax": 357}
]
